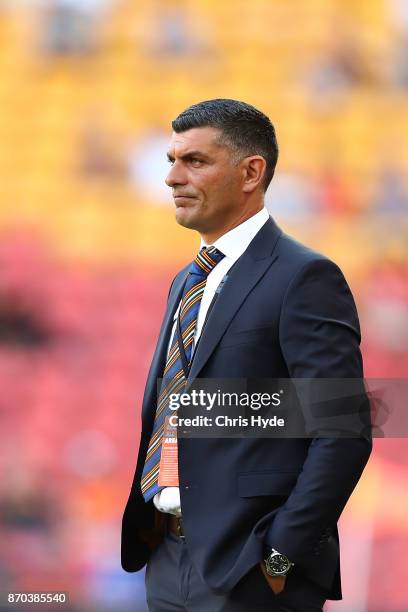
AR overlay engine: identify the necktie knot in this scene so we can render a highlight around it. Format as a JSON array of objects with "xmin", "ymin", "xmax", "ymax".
[{"xmin": 190, "ymin": 246, "xmax": 225, "ymax": 277}]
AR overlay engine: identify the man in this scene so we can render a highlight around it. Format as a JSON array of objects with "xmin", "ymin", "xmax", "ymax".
[{"xmin": 121, "ymin": 99, "xmax": 372, "ymax": 611}]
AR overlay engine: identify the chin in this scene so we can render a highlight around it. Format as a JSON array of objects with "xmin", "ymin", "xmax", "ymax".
[{"xmin": 175, "ymin": 209, "xmax": 199, "ymax": 230}]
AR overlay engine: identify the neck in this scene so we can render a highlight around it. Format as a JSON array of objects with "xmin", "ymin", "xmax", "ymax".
[{"xmin": 201, "ymin": 204, "xmax": 264, "ymax": 245}]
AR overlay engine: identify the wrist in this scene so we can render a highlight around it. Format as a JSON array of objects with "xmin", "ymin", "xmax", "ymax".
[{"xmin": 263, "ymin": 547, "xmax": 294, "ymax": 577}]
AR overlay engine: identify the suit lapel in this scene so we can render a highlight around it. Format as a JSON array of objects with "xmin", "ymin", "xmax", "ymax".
[
  {"xmin": 187, "ymin": 217, "xmax": 282, "ymax": 383},
  {"xmin": 141, "ymin": 267, "xmax": 188, "ymax": 423}
]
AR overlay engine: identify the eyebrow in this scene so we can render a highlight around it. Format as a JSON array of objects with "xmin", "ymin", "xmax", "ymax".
[{"xmin": 166, "ymin": 150, "xmax": 211, "ymax": 162}]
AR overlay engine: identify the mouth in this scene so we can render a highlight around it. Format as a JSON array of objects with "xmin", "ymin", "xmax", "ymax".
[{"xmin": 174, "ymin": 195, "xmax": 196, "ymax": 205}]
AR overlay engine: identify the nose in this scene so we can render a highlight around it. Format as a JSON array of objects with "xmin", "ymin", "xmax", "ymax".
[{"xmin": 165, "ymin": 161, "xmax": 187, "ymax": 188}]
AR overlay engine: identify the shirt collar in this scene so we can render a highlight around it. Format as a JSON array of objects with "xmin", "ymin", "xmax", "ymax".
[{"xmin": 200, "ymin": 207, "xmax": 269, "ymax": 260}]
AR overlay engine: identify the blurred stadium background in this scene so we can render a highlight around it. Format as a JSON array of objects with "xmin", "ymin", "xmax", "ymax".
[{"xmin": 0, "ymin": 0, "xmax": 407, "ymax": 610}]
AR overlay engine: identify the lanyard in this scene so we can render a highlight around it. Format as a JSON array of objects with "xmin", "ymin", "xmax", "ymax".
[
  {"xmin": 176, "ymin": 308, "xmax": 190, "ymax": 379},
  {"xmin": 175, "ymin": 273, "xmax": 229, "ymax": 379}
]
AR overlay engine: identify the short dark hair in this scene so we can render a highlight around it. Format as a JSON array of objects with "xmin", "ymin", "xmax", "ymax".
[{"xmin": 171, "ymin": 98, "xmax": 278, "ymax": 191}]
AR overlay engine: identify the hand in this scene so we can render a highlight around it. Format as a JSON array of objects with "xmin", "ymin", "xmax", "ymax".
[{"xmin": 259, "ymin": 561, "xmax": 287, "ymax": 595}]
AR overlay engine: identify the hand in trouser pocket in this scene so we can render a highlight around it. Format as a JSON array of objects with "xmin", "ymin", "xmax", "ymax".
[{"xmin": 259, "ymin": 562, "xmax": 287, "ymax": 595}]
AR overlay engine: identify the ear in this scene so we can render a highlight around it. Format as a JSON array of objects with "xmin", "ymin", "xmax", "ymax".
[{"xmin": 241, "ymin": 156, "xmax": 266, "ymax": 193}]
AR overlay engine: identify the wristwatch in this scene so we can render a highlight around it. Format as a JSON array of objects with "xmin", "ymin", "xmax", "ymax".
[{"xmin": 264, "ymin": 548, "xmax": 294, "ymax": 577}]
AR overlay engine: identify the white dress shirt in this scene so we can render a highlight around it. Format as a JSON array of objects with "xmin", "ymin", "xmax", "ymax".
[{"xmin": 153, "ymin": 207, "xmax": 270, "ymax": 516}]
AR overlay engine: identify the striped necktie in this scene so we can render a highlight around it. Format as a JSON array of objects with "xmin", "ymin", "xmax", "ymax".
[{"xmin": 141, "ymin": 246, "xmax": 225, "ymax": 502}]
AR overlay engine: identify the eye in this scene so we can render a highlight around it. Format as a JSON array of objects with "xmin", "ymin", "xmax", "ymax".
[
  {"xmin": 190, "ymin": 158, "xmax": 203, "ymax": 167},
  {"xmin": 167, "ymin": 158, "xmax": 175, "ymax": 165}
]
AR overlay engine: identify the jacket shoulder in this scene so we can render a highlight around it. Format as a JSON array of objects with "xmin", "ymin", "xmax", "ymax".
[
  {"xmin": 278, "ymin": 232, "xmax": 332, "ymax": 267},
  {"xmin": 274, "ymin": 231, "xmax": 345, "ymax": 281}
]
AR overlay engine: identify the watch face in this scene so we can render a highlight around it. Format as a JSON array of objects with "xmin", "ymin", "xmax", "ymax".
[{"xmin": 266, "ymin": 553, "xmax": 290, "ymax": 575}]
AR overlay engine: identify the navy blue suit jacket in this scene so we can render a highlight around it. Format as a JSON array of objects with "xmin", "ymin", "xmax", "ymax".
[{"xmin": 121, "ymin": 217, "xmax": 372, "ymax": 599}]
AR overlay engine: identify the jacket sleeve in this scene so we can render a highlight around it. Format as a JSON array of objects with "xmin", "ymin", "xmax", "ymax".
[{"xmin": 265, "ymin": 257, "xmax": 372, "ymax": 565}]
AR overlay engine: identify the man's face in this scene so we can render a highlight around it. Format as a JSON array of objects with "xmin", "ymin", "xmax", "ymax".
[{"xmin": 165, "ymin": 127, "xmax": 244, "ymax": 236}]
